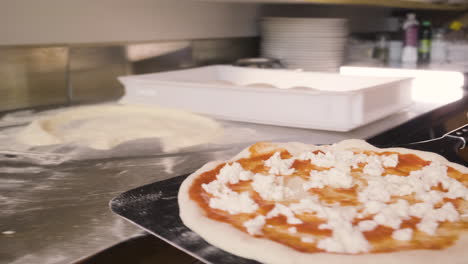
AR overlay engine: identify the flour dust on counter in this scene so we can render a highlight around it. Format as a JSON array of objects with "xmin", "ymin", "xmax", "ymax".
[{"xmin": 14, "ymin": 104, "xmax": 223, "ymax": 152}]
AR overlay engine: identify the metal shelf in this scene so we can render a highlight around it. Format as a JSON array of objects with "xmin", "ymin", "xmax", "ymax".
[
  {"xmin": 301, "ymin": 0, "xmax": 468, "ymax": 10},
  {"xmin": 208, "ymin": 0, "xmax": 468, "ymax": 10}
]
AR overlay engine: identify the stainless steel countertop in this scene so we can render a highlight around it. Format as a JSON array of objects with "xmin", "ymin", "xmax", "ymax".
[{"xmin": 0, "ymin": 101, "xmax": 449, "ymax": 264}]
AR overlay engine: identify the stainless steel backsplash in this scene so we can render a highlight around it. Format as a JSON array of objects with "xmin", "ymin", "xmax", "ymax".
[
  {"xmin": 0, "ymin": 46, "xmax": 69, "ymax": 112},
  {"xmin": 0, "ymin": 37, "xmax": 258, "ymax": 112}
]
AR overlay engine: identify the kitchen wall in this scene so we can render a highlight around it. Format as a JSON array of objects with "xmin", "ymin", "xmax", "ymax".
[
  {"xmin": 0, "ymin": 0, "xmax": 260, "ymax": 112},
  {"xmin": 1, "ymin": 0, "xmax": 460, "ymax": 113},
  {"xmin": 0, "ymin": 0, "xmax": 259, "ymax": 45}
]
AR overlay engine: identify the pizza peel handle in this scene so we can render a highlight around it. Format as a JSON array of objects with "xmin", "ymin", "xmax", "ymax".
[
  {"xmin": 384, "ymin": 123, "xmax": 467, "ymax": 166},
  {"xmin": 446, "ymin": 123, "xmax": 468, "ymax": 148}
]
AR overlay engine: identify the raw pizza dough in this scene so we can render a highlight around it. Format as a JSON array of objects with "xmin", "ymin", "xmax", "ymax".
[
  {"xmin": 178, "ymin": 139, "xmax": 468, "ymax": 264},
  {"xmin": 16, "ymin": 104, "xmax": 222, "ymax": 151}
]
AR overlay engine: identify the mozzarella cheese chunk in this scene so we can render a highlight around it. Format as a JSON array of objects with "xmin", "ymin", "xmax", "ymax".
[
  {"xmin": 358, "ymin": 220, "xmax": 378, "ymax": 232},
  {"xmin": 304, "ymin": 164, "xmax": 354, "ymax": 189},
  {"xmin": 359, "ymin": 179, "xmax": 392, "ymax": 203},
  {"xmin": 217, "ymin": 162, "xmax": 253, "ymax": 184},
  {"xmin": 363, "ymin": 201, "xmax": 386, "ymax": 215},
  {"xmin": 243, "ymin": 215, "xmax": 266, "ymax": 235},
  {"xmin": 392, "ymin": 228, "xmax": 413, "ymax": 241},
  {"xmin": 289, "ymin": 197, "xmax": 370, "ymax": 254},
  {"xmin": 289, "ymin": 196, "xmax": 324, "ymax": 215},
  {"xmin": 318, "ymin": 209, "xmax": 370, "ymax": 254},
  {"xmin": 267, "ymin": 203, "xmax": 303, "ymax": 224},
  {"xmin": 417, "ymin": 219, "xmax": 439, "ymax": 235},
  {"xmin": 265, "ymin": 152, "xmax": 295, "ymax": 175},
  {"xmin": 409, "ymin": 202, "xmax": 433, "ymax": 218},
  {"xmin": 357, "ymin": 160, "xmax": 466, "ymax": 235},
  {"xmin": 202, "ymin": 179, "xmax": 233, "ymax": 197},
  {"xmin": 414, "ymin": 202, "xmax": 460, "ymax": 235},
  {"xmin": 372, "ymin": 200, "xmax": 410, "ymax": 229},
  {"xmin": 209, "ymin": 191, "xmax": 258, "ymax": 214},
  {"xmin": 301, "ymin": 237, "xmax": 315, "ymax": 243},
  {"xmin": 317, "ymin": 226, "xmax": 370, "ymax": 254},
  {"xmin": 381, "ymin": 154, "xmax": 399, "ymax": 167},
  {"xmin": 298, "ymin": 151, "xmax": 336, "ymax": 168},
  {"xmin": 203, "ymin": 178, "xmax": 258, "ymax": 214},
  {"xmin": 363, "ymin": 155, "xmax": 385, "ymax": 177},
  {"xmin": 252, "ymin": 173, "xmax": 295, "ymax": 201}
]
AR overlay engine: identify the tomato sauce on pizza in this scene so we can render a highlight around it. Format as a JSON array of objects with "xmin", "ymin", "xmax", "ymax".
[{"xmin": 187, "ymin": 142, "xmax": 468, "ymax": 254}]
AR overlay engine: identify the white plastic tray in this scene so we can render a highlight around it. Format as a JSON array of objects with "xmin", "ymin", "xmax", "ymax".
[{"xmin": 118, "ymin": 65, "xmax": 412, "ymax": 132}]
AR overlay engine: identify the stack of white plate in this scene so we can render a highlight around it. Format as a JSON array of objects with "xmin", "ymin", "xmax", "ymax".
[{"xmin": 261, "ymin": 17, "xmax": 349, "ymax": 72}]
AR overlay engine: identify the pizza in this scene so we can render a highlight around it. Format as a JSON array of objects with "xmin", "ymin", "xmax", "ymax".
[{"xmin": 178, "ymin": 139, "xmax": 468, "ymax": 264}]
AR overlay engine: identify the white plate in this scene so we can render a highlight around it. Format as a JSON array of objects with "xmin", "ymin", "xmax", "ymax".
[
  {"xmin": 263, "ymin": 43, "xmax": 346, "ymax": 48},
  {"xmin": 265, "ymin": 59, "xmax": 343, "ymax": 65},
  {"xmin": 262, "ymin": 30, "xmax": 348, "ymax": 36},
  {"xmin": 262, "ymin": 24, "xmax": 348, "ymax": 31},
  {"xmin": 262, "ymin": 24, "xmax": 347, "ymax": 30},
  {"xmin": 262, "ymin": 34, "xmax": 348, "ymax": 39},
  {"xmin": 280, "ymin": 57, "xmax": 343, "ymax": 63},
  {"xmin": 283, "ymin": 61, "xmax": 343, "ymax": 65},
  {"xmin": 262, "ymin": 17, "xmax": 347, "ymax": 26},
  {"xmin": 279, "ymin": 62, "xmax": 343, "ymax": 68},
  {"xmin": 283, "ymin": 60, "xmax": 343, "ymax": 65},
  {"xmin": 261, "ymin": 25, "xmax": 348, "ymax": 30},
  {"xmin": 285, "ymin": 66, "xmax": 340, "ymax": 72},
  {"xmin": 263, "ymin": 54, "xmax": 344, "ymax": 60},
  {"xmin": 265, "ymin": 58, "xmax": 343, "ymax": 64},
  {"xmin": 262, "ymin": 44, "xmax": 346, "ymax": 51},
  {"xmin": 279, "ymin": 58, "xmax": 343, "ymax": 63},
  {"xmin": 262, "ymin": 51, "xmax": 344, "ymax": 60},
  {"xmin": 262, "ymin": 40, "xmax": 348, "ymax": 46},
  {"xmin": 262, "ymin": 50, "xmax": 344, "ymax": 58},
  {"xmin": 262, "ymin": 38, "xmax": 348, "ymax": 42}
]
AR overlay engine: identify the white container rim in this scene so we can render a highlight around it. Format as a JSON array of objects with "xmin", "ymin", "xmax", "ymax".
[{"xmin": 119, "ymin": 66, "xmax": 411, "ymax": 95}]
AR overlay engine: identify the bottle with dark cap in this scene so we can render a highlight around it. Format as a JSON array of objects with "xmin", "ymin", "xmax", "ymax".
[
  {"xmin": 402, "ymin": 13, "xmax": 419, "ymax": 64},
  {"xmin": 418, "ymin": 20, "xmax": 432, "ymax": 65}
]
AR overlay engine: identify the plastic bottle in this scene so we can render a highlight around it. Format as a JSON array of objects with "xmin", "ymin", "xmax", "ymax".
[
  {"xmin": 418, "ymin": 21, "xmax": 432, "ymax": 64},
  {"xmin": 373, "ymin": 34, "xmax": 389, "ymax": 64},
  {"xmin": 431, "ymin": 29, "xmax": 446, "ymax": 64},
  {"xmin": 401, "ymin": 13, "xmax": 419, "ymax": 64}
]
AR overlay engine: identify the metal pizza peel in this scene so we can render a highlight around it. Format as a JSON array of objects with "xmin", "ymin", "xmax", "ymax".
[{"xmin": 110, "ymin": 124, "xmax": 467, "ymax": 264}]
